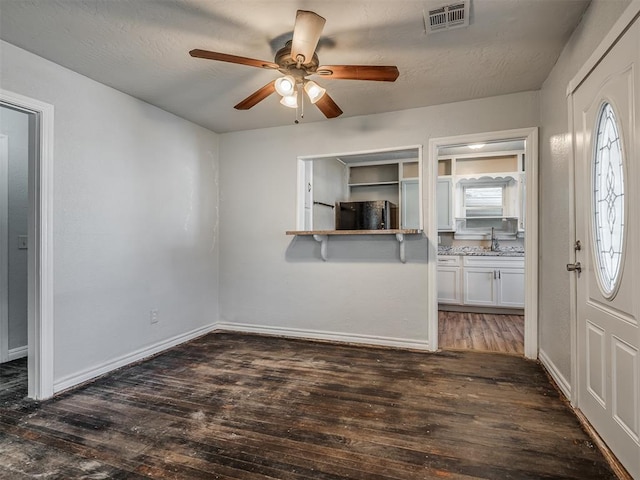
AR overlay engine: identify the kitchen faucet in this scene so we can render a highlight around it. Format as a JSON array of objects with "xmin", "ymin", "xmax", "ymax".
[{"xmin": 491, "ymin": 227, "xmax": 500, "ymax": 252}]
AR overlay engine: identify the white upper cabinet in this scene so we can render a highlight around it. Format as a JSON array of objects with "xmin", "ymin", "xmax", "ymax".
[{"xmin": 437, "ymin": 178, "xmax": 454, "ymax": 231}]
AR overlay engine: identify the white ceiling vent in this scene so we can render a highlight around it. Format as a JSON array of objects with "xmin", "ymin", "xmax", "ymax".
[{"xmin": 425, "ymin": 1, "xmax": 469, "ymax": 34}]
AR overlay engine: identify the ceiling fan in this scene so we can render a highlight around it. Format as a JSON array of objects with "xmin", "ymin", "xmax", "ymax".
[{"xmin": 189, "ymin": 10, "xmax": 399, "ymax": 119}]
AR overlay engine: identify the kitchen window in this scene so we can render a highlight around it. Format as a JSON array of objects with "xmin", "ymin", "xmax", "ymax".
[{"xmin": 463, "ymin": 184, "xmax": 504, "ymax": 217}]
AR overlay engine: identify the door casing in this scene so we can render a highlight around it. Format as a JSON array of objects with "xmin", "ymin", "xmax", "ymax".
[
  {"xmin": 0, "ymin": 135, "xmax": 8, "ymax": 363},
  {"xmin": 0, "ymin": 90, "xmax": 54, "ymax": 400}
]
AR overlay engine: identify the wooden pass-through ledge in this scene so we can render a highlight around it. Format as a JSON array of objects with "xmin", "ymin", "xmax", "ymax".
[{"xmin": 286, "ymin": 229, "xmax": 422, "ymax": 262}]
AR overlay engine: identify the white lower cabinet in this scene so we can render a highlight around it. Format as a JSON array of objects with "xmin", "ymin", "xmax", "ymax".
[
  {"xmin": 463, "ymin": 268, "xmax": 498, "ymax": 306},
  {"xmin": 437, "ymin": 256, "xmax": 462, "ymax": 304},
  {"xmin": 496, "ymin": 267, "xmax": 525, "ymax": 307},
  {"xmin": 438, "ymin": 255, "xmax": 525, "ymax": 308}
]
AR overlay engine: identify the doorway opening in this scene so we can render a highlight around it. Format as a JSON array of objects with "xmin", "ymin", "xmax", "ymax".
[
  {"xmin": 427, "ymin": 128, "xmax": 538, "ymax": 359},
  {"xmin": 0, "ymin": 89, "xmax": 54, "ymax": 400},
  {"xmin": 0, "ymin": 107, "xmax": 31, "ymax": 404}
]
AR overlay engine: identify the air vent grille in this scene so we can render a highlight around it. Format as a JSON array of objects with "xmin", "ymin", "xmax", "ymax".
[{"xmin": 426, "ymin": 1, "xmax": 469, "ymax": 33}]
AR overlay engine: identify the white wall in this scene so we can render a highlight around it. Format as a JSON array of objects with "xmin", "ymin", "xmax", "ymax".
[
  {"xmin": 0, "ymin": 40, "xmax": 220, "ymax": 387},
  {"xmin": 218, "ymin": 92, "xmax": 539, "ymax": 348},
  {"xmin": 538, "ymin": 0, "xmax": 631, "ymax": 385},
  {"xmin": 0, "ymin": 106, "xmax": 29, "ymax": 353}
]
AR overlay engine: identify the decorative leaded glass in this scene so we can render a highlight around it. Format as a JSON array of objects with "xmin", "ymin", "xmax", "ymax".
[{"xmin": 592, "ymin": 102, "xmax": 625, "ymax": 297}]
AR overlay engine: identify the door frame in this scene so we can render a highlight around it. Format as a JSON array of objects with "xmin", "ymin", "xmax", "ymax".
[
  {"xmin": 0, "ymin": 135, "xmax": 8, "ymax": 363},
  {"xmin": 427, "ymin": 127, "xmax": 539, "ymax": 358},
  {"xmin": 567, "ymin": 1, "xmax": 640, "ymax": 407},
  {"xmin": 0, "ymin": 89, "xmax": 54, "ymax": 400}
]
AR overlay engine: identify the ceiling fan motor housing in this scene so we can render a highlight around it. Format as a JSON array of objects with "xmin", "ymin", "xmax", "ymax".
[{"xmin": 275, "ymin": 41, "xmax": 319, "ymax": 77}]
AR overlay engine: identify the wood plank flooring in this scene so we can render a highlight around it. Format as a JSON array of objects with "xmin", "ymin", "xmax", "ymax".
[
  {"xmin": 0, "ymin": 358, "xmax": 27, "ymax": 406},
  {"xmin": 439, "ymin": 311, "xmax": 525, "ymax": 354},
  {"xmin": 0, "ymin": 333, "xmax": 616, "ymax": 479}
]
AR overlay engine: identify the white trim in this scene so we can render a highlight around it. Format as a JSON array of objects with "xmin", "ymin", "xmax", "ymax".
[
  {"xmin": 54, "ymin": 323, "xmax": 218, "ymax": 394},
  {"xmin": 7, "ymin": 345, "xmax": 27, "ymax": 361},
  {"xmin": 428, "ymin": 127, "xmax": 539, "ymax": 358},
  {"xmin": 567, "ymin": 93, "xmax": 579, "ymax": 406},
  {"xmin": 0, "ymin": 89, "xmax": 55, "ymax": 400},
  {"xmin": 539, "ymin": 348, "xmax": 572, "ymax": 400},
  {"xmin": 215, "ymin": 322, "xmax": 431, "ymax": 351},
  {"xmin": 567, "ymin": 1, "xmax": 640, "ymax": 97},
  {"xmin": 0, "ymin": 135, "xmax": 8, "ymax": 364}
]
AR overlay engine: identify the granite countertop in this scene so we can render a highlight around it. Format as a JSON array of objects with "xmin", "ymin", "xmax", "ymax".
[{"xmin": 438, "ymin": 246, "xmax": 525, "ymax": 257}]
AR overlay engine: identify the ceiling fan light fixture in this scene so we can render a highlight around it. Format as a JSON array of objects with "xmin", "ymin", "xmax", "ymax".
[
  {"xmin": 280, "ymin": 92, "xmax": 298, "ymax": 108},
  {"xmin": 275, "ymin": 75, "xmax": 296, "ymax": 96},
  {"xmin": 304, "ymin": 81, "xmax": 326, "ymax": 104}
]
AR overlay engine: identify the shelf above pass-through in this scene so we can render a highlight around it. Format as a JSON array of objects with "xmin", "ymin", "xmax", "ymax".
[{"xmin": 285, "ymin": 229, "xmax": 422, "ymax": 263}]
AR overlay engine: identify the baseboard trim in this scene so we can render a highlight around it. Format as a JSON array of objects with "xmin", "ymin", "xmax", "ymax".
[
  {"xmin": 214, "ymin": 322, "xmax": 431, "ymax": 351},
  {"xmin": 53, "ymin": 323, "xmax": 217, "ymax": 394},
  {"xmin": 538, "ymin": 349, "xmax": 572, "ymax": 400},
  {"xmin": 7, "ymin": 345, "xmax": 27, "ymax": 361}
]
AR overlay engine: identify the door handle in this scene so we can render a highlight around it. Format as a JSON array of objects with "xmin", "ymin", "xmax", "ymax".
[{"xmin": 566, "ymin": 262, "xmax": 582, "ymax": 273}]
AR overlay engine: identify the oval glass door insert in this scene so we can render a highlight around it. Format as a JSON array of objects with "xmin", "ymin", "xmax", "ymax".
[{"xmin": 592, "ymin": 102, "xmax": 625, "ymax": 297}]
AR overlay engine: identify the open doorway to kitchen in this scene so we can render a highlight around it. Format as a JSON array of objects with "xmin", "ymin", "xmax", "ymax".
[
  {"xmin": 0, "ymin": 89, "xmax": 54, "ymax": 401},
  {"xmin": 427, "ymin": 128, "xmax": 538, "ymax": 358},
  {"xmin": 0, "ymin": 108, "xmax": 30, "ymax": 405}
]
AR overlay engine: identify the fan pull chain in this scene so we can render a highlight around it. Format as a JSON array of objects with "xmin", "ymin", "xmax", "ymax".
[{"xmin": 295, "ymin": 84, "xmax": 302, "ymax": 124}]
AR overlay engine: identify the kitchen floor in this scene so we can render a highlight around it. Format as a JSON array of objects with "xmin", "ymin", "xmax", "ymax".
[{"xmin": 438, "ymin": 311, "xmax": 524, "ymax": 354}]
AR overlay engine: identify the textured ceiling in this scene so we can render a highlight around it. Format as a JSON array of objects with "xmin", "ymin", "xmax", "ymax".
[{"xmin": 0, "ymin": 0, "xmax": 590, "ymax": 133}]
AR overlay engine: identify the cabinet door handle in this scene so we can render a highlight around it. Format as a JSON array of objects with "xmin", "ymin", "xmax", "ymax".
[
  {"xmin": 494, "ymin": 270, "xmax": 497, "ymax": 279},
  {"xmin": 498, "ymin": 270, "xmax": 501, "ymax": 279}
]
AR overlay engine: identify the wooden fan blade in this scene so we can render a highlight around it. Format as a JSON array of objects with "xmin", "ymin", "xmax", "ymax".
[
  {"xmin": 234, "ymin": 80, "xmax": 277, "ymax": 110},
  {"xmin": 190, "ymin": 49, "xmax": 279, "ymax": 70},
  {"xmin": 316, "ymin": 65, "xmax": 399, "ymax": 82},
  {"xmin": 314, "ymin": 92, "xmax": 343, "ymax": 119},
  {"xmin": 291, "ymin": 10, "xmax": 326, "ymax": 64}
]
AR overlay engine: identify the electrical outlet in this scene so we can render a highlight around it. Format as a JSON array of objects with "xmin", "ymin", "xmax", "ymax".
[{"xmin": 150, "ymin": 309, "xmax": 159, "ymax": 324}]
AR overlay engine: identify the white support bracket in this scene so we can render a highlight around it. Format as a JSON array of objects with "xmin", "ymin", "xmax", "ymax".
[
  {"xmin": 396, "ymin": 233, "xmax": 406, "ymax": 263},
  {"xmin": 313, "ymin": 234, "xmax": 328, "ymax": 261}
]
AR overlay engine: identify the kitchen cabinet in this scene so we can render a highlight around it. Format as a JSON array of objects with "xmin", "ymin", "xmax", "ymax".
[
  {"xmin": 437, "ymin": 255, "xmax": 524, "ymax": 308},
  {"xmin": 463, "ymin": 267, "xmax": 497, "ymax": 306},
  {"xmin": 437, "ymin": 178, "xmax": 454, "ymax": 231},
  {"xmin": 401, "ymin": 179, "xmax": 420, "ymax": 229},
  {"xmin": 437, "ymin": 256, "xmax": 462, "ymax": 304},
  {"xmin": 347, "ymin": 160, "xmax": 422, "ymax": 231},
  {"xmin": 496, "ymin": 267, "xmax": 525, "ymax": 307},
  {"xmin": 463, "ymin": 256, "xmax": 524, "ymax": 308}
]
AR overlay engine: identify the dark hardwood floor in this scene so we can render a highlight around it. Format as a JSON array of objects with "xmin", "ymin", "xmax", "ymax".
[
  {"xmin": 0, "ymin": 358, "xmax": 27, "ymax": 406},
  {"xmin": 439, "ymin": 311, "xmax": 525, "ymax": 354},
  {"xmin": 0, "ymin": 333, "xmax": 616, "ymax": 479}
]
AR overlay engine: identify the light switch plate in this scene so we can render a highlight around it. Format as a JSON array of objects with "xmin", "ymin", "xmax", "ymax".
[{"xmin": 18, "ymin": 235, "xmax": 28, "ymax": 250}]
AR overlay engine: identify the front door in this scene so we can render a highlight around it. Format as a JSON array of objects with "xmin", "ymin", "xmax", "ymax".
[{"xmin": 572, "ymin": 17, "xmax": 640, "ymax": 477}]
